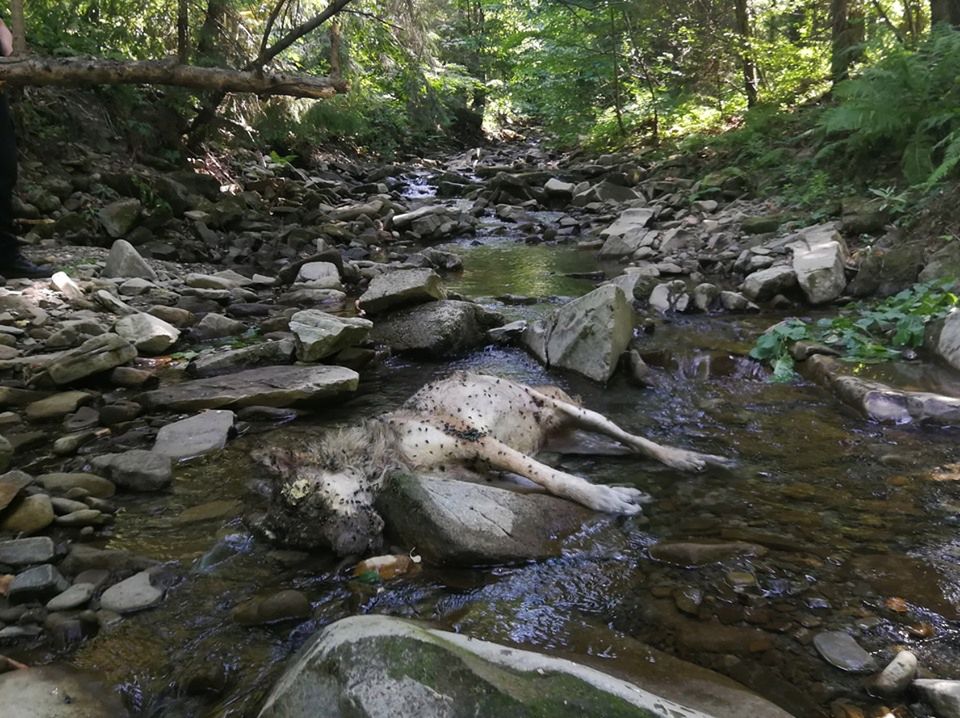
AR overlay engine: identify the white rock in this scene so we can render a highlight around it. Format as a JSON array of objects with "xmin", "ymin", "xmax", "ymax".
[
  {"xmin": 649, "ymin": 280, "xmax": 690, "ymax": 313},
  {"xmin": 114, "ymin": 313, "xmax": 180, "ymax": 355},
  {"xmin": 789, "ymin": 224, "xmax": 848, "ymax": 304},
  {"xmin": 103, "ymin": 239, "xmax": 157, "ymax": 281},
  {"xmin": 914, "ymin": 679, "xmax": 960, "ymax": 718}
]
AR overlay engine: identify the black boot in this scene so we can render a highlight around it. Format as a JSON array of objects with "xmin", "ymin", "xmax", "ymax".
[{"xmin": 0, "ymin": 252, "xmax": 53, "ymax": 279}]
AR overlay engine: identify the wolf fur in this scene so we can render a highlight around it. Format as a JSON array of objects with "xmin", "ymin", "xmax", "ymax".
[{"xmin": 255, "ymin": 371, "xmax": 731, "ymax": 555}]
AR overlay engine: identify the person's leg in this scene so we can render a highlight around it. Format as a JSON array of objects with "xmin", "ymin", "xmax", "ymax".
[
  {"xmin": 0, "ymin": 93, "xmax": 19, "ymax": 262},
  {"xmin": 0, "ymin": 92, "xmax": 50, "ymax": 279}
]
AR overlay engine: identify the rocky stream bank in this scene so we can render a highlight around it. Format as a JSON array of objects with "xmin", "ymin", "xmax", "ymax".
[{"xmin": 0, "ymin": 137, "xmax": 958, "ymax": 717}]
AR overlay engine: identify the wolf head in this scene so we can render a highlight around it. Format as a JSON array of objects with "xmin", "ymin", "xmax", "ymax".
[{"xmin": 253, "ymin": 422, "xmax": 401, "ymax": 556}]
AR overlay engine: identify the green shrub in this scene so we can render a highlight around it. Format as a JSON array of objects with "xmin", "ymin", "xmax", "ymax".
[{"xmin": 820, "ymin": 27, "xmax": 960, "ymax": 187}]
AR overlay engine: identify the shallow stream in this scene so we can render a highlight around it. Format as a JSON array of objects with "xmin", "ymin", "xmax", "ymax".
[{"xmin": 29, "ymin": 231, "xmax": 960, "ymax": 717}]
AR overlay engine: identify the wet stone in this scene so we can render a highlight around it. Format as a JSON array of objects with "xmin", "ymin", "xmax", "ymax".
[
  {"xmin": 46, "ymin": 582, "xmax": 95, "ymax": 611},
  {"xmin": 89, "ymin": 450, "xmax": 172, "ymax": 492},
  {"xmin": 0, "ymin": 625, "xmax": 42, "ymax": 641},
  {"xmin": 231, "ymin": 589, "xmax": 311, "ymax": 626},
  {"xmin": 0, "ymin": 493, "xmax": 55, "ymax": 534},
  {"xmin": 54, "ymin": 509, "xmax": 105, "ymax": 527},
  {"xmin": 673, "ymin": 587, "xmax": 703, "ymax": 616},
  {"xmin": 867, "ymin": 650, "xmax": 917, "ymax": 698},
  {"xmin": 38, "ymin": 472, "xmax": 116, "ymax": 498},
  {"xmin": 812, "ymin": 631, "xmax": 878, "ymax": 673},
  {"xmin": 9, "ymin": 564, "xmax": 70, "ymax": 604},
  {"xmin": 0, "ymin": 470, "xmax": 33, "ymax": 511},
  {"xmin": 100, "ymin": 569, "xmax": 163, "ymax": 614},
  {"xmin": 0, "ymin": 537, "xmax": 55, "ymax": 565},
  {"xmin": 152, "ymin": 410, "xmax": 235, "ymax": 461},
  {"xmin": 25, "ymin": 390, "xmax": 92, "ymax": 421}
]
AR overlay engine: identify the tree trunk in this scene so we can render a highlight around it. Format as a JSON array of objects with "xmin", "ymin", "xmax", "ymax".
[
  {"xmin": 608, "ymin": 5, "xmax": 625, "ymax": 136},
  {"xmin": 9, "ymin": 0, "xmax": 25, "ymax": 56},
  {"xmin": 177, "ymin": 0, "xmax": 189, "ymax": 64},
  {"xmin": 0, "ymin": 57, "xmax": 347, "ymax": 99},
  {"xmin": 733, "ymin": 0, "xmax": 758, "ymax": 107},
  {"xmin": 329, "ymin": 21, "xmax": 342, "ymax": 80},
  {"xmin": 831, "ymin": 0, "xmax": 864, "ymax": 84},
  {"xmin": 931, "ymin": 0, "xmax": 960, "ymax": 26},
  {"xmin": 197, "ymin": 0, "xmax": 229, "ymax": 64}
]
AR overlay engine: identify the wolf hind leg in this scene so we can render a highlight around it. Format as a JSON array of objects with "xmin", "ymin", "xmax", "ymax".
[{"xmin": 531, "ymin": 391, "xmax": 735, "ymax": 472}]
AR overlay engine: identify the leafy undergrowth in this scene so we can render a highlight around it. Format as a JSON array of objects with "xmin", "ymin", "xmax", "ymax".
[{"xmin": 750, "ymin": 279, "xmax": 960, "ymax": 381}]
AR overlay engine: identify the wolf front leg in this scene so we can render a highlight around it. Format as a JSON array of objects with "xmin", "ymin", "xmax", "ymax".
[
  {"xmin": 473, "ymin": 435, "xmax": 647, "ymax": 515},
  {"xmin": 535, "ymin": 392, "xmax": 735, "ymax": 472}
]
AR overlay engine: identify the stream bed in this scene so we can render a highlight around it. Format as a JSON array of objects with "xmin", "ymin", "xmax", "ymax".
[{"xmin": 22, "ymin": 233, "xmax": 960, "ymax": 718}]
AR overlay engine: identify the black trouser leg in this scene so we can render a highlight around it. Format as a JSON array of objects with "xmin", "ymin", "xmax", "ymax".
[{"xmin": 0, "ymin": 93, "xmax": 19, "ymax": 263}]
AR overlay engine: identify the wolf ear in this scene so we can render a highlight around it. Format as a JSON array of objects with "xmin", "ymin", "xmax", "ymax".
[{"xmin": 252, "ymin": 446, "xmax": 297, "ymax": 477}]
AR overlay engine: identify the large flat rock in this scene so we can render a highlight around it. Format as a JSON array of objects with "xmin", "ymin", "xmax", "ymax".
[
  {"xmin": 140, "ymin": 365, "xmax": 359, "ymax": 411},
  {"xmin": 377, "ymin": 473, "xmax": 596, "ymax": 565}
]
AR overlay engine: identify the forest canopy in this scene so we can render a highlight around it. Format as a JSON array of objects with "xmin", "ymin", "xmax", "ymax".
[{"xmin": 6, "ymin": 0, "xmax": 960, "ymax": 176}]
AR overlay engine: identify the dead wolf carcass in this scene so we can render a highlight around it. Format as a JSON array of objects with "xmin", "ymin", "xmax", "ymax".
[{"xmin": 255, "ymin": 371, "xmax": 731, "ymax": 555}]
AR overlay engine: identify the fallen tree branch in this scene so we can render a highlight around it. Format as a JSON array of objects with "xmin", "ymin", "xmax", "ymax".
[{"xmin": 0, "ymin": 56, "xmax": 348, "ymax": 99}]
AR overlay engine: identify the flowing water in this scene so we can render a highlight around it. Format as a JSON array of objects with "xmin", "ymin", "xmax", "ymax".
[{"xmin": 31, "ymin": 228, "xmax": 960, "ymax": 716}]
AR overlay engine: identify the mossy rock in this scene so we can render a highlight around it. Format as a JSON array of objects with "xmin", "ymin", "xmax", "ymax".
[{"xmin": 258, "ymin": 615, "xmax": 715, "ymax": 718}]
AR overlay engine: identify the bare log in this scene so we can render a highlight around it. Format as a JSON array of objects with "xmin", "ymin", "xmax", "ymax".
[{"xmin": 0, "ymin": 57, "xmax": 348, "ymax": 98}]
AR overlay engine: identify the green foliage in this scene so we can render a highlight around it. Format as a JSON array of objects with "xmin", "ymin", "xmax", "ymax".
[
  {"xmin": 750, "ymin": 280, "xmax": 960, "ymax": 381},
  {"xmin": 820, "ymin": 27, "xmax": 960, "ymax": 188},
  {"xmin": 867, "ymin": 185, "xmax": 911, "ymax": 216}
]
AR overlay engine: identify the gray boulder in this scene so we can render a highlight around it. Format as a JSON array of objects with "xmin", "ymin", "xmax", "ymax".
[
  {"xmin": 599, "ymin": 208, "xmax": 655, "ymax": 257},
  {"xmin": 740, "ymin": 265, "xmax": 797, "ymax": 302},
  {"xmin": 522, "ymin": 285, "xmax": 633, "ymax": 383},
  {"xmin": 358, "ymin": 268, "xmax": 446, "ymax": 315},
  {"xmin": 103, "ymin": 239, "xmax": 157, "ymax": 281},
  {"xmin": 370, "ymin": 300, "xmax": 500, "ymax": 357},
  {"xmin": 0, "ymin": 536, "xmax": 55, "ymax": 565},
  {"xmin": 152, "ymin": 410, "xmax": 235, "ymax": 460},
  {"xmin": 89, "ymin": 450, "xmax": 172, "ymax": 491},
  {"xmin": 930, "ymin": 311, "xmax": 960, "ymax": 372},
  {"xmin": 98, "ymin": 199, "xmax": 141, "ymax": 238},
  {"xmin": 192, "ymin": 313, "xmax": 247, "ymax": 341},
  {"xmin": 920, "ymin": 241, "xmax": 960, "ymax": 282},
  {"xmin": 189, "ymin": 339, "xmax": 295, "ymax": 377},
  {"xmin": 789, "ymin": 224, "xmax": 848, "ymax": 304},
  {"xmin": 45, "ymin": 333, "xmax": 137, "ymax": 386},
  {"xmin": 0, "ymin": 665, "xmax": 129, "ymax": 717},
  {"xmin": 289, "ymin": 310, "xmax": 373, "ymax": 362},
  {"xmin": 114, "ymin": 313, "xmax": 180, "ymax": 355},
  {"xmin": 649, "ymin": 280, "xmax": 690, "ymax": 313},
  {"xmin": 296, "ymin": 262, "xmax": 342, "ymax": 290},
  {"xmin": 100, "ymin": 568, "xmax": 163, "ymax": 613},
  {"xmin": 258, "ymin": 615, "xmax": 719, "ymax": 718},
  {"xmin": 140, "ymin": 365, "xmax": 359, "ymax": 411},
  {"xmin": 913, "ymin": 679, "xmax": 960, "ymax": 718},
  {"xmin": 378, "ymin": 473, "xmax": 595, "ymax": 565},
  {"xmin": 9, "ymin": 563, "xmax": 70, "ymax": 604}
]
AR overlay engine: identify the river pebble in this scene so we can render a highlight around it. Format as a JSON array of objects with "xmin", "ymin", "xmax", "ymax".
[{"xmin": 812, "ymin": 631, "xmax": 878, "ymax": 673}]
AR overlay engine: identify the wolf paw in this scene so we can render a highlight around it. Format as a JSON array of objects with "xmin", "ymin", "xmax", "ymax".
[
  {"xmin": 659, "ymin": 449, "xmax": 735, "ymax": 472},
  {"xmin": 583, "ymin": 484, "xmax": 648, "ymax": 515}
]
